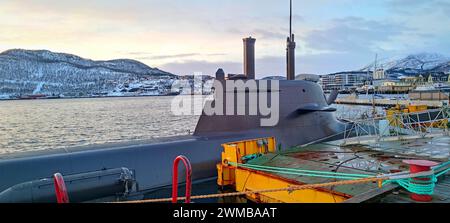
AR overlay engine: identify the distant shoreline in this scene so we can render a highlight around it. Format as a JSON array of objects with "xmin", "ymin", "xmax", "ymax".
[
  {"xmin": 0, "ymin": 92, "xmax": 410, "ymax": 102},
  {"xmin": 0, "ymin": 94, "xmax": 210, "ymax": 101}
]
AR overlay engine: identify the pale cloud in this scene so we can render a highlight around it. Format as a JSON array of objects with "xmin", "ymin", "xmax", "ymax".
[
  {"xmin": 159, "ymin": 56, "xmax": 288, "ymax": 77},
  {"xmin": 0, "ymin": 0, "xmax": 448, "ymax": 77},
  {"xmin": 160, "ymin": 60, "xmax": 241, "ymax": 76},
  {"xmin": 138, "ymin": 53, "xmax": 200, "ymax": 60},
  {"xmin": 132, "ymin": 52, "xmax": 227, "ymax": 61},
  {"xmin": 387, "ymin": 0, "xmax": 450, "ymax": 15},
  {"xmin": 302, "ymin": 17, "xmax": 413, "ymax": 54}
]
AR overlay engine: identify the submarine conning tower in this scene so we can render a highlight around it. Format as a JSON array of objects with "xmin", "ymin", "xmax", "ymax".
[{"xmin": 195, "ymin": 1, "xmax": 345, "ymax": 146}]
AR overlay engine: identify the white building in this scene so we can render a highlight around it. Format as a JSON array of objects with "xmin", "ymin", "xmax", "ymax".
[
  {"xmin": 320, "ymin": 71, "xmax": 370, "ymax": 90},
  {"xmin": 373, "ymin": 68, "xmax": 386, "ymax": 80}
]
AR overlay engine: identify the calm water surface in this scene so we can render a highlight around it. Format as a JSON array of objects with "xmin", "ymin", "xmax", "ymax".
[
  {"xmin": 0, "ymin": 95, "xmax": 393, "ymax": 155},
  {"xmin": 0, "ymin": 96, "xmax": 200, "ymax": 154}
]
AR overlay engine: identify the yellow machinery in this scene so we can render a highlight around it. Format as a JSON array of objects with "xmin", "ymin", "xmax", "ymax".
[
  {"xmin": 386, "ymin": 104, "xmax": 448, "ymax": 129},
  {"xmin": 386, "ymin": 104, "xmax": 428, "ymax": 117},
  {"xmin": 217, "ymin": 137, "xmax": 276, "ymax": 187},
  {"xmin": 217, "ymin": 137, "xmax": 352, "ymax": 203}
]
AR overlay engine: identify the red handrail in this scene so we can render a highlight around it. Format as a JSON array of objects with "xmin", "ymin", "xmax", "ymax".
[
  {"xmin": 53, "ymin": 173, "xmax": 69, "ymax": 203},
  {"xmin": 172, "ymin": 155, "xmax": 192, "ymax": 203}
]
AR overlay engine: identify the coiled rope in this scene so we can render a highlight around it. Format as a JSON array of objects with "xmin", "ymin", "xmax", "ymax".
[
  {"xmin": 112, "ymin": 161, "xmax": 449, "ymax": 203},
  {"xmin": 229, "ymin": 161, "xmax": 450, "ymax": 196}
]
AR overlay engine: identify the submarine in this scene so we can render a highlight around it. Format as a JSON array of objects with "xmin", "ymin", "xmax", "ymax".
[{"xmin": 0, "ymin": 4, "xmax": 351, "ymax": 203}]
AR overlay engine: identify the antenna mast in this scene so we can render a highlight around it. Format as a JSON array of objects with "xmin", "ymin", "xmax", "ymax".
[
  {"xmin": 286, "ymin": 0, "xmax": 296, "ymax": 80},
  {"xmin": 290, "ymin": 0, "xmax": 292, "ymax": 37}
]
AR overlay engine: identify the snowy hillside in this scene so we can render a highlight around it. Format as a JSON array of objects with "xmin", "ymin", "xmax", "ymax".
[
  {"xmin": 361, "ymin": 53, "xmax": 450, "ymax": 76},
  {"xmin": 0, "ymin": 49, "xmax": 179, "ymax": 98},
  {"xmin": 384, "ymin": 53, "xmax": 449, "ymax": 71}
]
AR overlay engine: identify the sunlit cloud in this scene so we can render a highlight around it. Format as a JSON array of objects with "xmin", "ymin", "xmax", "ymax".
[{"xmin": 0, "ymin": 0, "xmax": 448, "ymax": 76}]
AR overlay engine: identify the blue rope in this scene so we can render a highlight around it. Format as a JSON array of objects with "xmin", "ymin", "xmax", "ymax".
[
  {"xmin": 230, "ymin": 160, "xmax": 450, "ymax": 195},
  {"xmin": 229, "ymin": 162, "xmax": 375, "ymax": 179},
  {"xmin": 433, "ymin": 160, "xmax": 450, "ymax": 171}
]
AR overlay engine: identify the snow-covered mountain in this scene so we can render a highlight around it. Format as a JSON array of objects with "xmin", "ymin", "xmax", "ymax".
[
  {"xmin": 361, "ymin": 53, "xmax": 450, "ymax": 76},
  {"xmin": 0, "ymin": 49, "xmax": 179, "ymax": 98},
  {"xmin": 384, "ymin": 53, "xmax": 449, "ymax": 71}
]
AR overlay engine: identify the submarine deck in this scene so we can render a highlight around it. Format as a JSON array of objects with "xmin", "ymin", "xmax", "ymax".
[{"xmin": 231, "ymin": 136, "xmax": 450, "ymax": 203}]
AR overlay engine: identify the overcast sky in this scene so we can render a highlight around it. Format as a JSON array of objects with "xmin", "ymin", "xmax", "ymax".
[{"xmin": 1, "ymin": 0, "xmax": 449, "ymax": 77}]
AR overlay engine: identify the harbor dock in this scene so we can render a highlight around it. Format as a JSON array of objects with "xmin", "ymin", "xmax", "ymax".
[
  {"xmin": 212, "ymin": 106, "xmax": 450, "ymax": 203},
  {"xmin": 335, "ymin": 97, "xmax": 448, "ymax": 108},
  {"xmin": 215, "ymin": 136, "xmax": 450, "ymax": 203}
]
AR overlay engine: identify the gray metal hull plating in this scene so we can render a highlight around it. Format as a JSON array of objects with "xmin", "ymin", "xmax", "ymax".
[{"xmin": 0, "ymin": 80, "xmax": 349, "ymax": 200}]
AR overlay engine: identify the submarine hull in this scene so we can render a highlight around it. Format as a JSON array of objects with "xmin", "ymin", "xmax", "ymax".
[
  {"xmin": 0, "ymin": 120, "xmax": 345, "ymax": 196},
  {"xmin": 0, "ymin": 80, "xmax": 349, "ymax": 202}
]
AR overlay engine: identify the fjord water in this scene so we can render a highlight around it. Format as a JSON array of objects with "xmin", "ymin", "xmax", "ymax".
[
  {"xmin": 0, "ymin": 95, "xmax": 394, "ymax": 155},
  {"xmin": 0, "ymin": 96, "xmax": 200, "ymax": 155}
]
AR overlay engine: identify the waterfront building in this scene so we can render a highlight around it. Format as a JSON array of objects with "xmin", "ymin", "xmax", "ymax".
[
  {"xmin": 423, "ymin": 72, "xmax": 449, "ymax": 83},
  {"xmin": 320, "ymin": 71, "xmax": 370, "ymax": 91},
  {"xmin": 373, "ymin": 75, "xmax": 421, "ymax": 93},
  {"xmin": 373, "ymin": 68, "xmax": 386, "ymax": 80}
]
